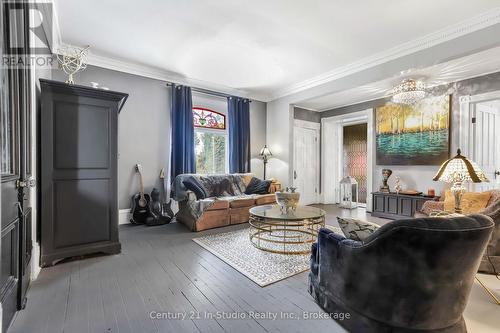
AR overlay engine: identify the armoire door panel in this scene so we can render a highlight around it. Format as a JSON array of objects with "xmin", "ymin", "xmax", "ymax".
[
  {"xmin": 54, "ymin": 179, "xmax": 111, "ymax": 248},
  {"xmin": 54, "ymin": 101, "xmax": 110, "ymax": 169}
]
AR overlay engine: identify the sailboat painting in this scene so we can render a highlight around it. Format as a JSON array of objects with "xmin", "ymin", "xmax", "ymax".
[{"xmin": 375, "ymin": 95, "xmax": 450, "ymax": 165}]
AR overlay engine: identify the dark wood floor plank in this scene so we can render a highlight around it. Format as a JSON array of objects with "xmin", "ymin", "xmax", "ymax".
[{"xmin": 10, "ymin": 212, "xmax": 355, "ymax": 333}]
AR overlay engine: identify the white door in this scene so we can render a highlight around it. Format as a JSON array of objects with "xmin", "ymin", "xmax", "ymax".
[
  {"xmin": 293, "ymin": 123, "xmax": 320, "ymax": 205},
  {"xmin": 473, "ymin": 100, "xmax": 500, "ymax": 191}
]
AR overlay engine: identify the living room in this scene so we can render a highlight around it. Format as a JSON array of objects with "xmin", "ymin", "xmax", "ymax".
[{"xmin": 1, "ymin": 1, "xmax": 500, "ymax": 333}]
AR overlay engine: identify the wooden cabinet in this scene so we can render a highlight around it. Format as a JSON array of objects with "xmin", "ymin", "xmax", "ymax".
[
  {"xmin": 39, "ymin": 79, "xmax": 128, "ymax": 267},
  {"xmin": 371, "ymin": 192, "xmax": 438, "ymax": 219}
]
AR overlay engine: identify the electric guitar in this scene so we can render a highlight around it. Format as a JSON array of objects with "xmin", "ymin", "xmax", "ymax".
[
  {"xmin": 130, "ymin": 164, "xmax": 151, "ymax": 224},
  {"xmin": 159, "ymin": 168, "xmax": 174, "ymax": 218}
]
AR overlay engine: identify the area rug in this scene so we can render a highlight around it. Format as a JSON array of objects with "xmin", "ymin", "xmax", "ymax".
[{"xmin": 193, "ymin": 226, "xmax": 342, "ymax": 287}]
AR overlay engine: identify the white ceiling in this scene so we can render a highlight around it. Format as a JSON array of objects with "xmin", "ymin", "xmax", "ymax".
[
  {"xmin": 54, "ymin": 0, "xmax": 500, "ymax": 101},
  {"xmin": 295, "ymin": 46, "xmax": 500, "ymax": 111}
]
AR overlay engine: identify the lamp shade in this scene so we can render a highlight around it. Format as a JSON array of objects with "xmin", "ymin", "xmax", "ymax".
[
  {"xmin": 433, "ymin": 149, "xmax": 488, "ymax": 183},
  {"xmin": 260, "ymin": 145, "xmax": 272, "ymax": 157}
]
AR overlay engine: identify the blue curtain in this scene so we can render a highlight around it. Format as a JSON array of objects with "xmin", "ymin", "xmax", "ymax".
[
  {"xmin": 170, "ymin": 85, "xmax": 195, "ymax": 180},
  {"xmin": 228, "ymin": 97, "xmax": 251, "ymax": 173}
]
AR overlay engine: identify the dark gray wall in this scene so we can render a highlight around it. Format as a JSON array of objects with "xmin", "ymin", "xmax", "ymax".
[
  {"xmin": 53, "ymin": 66, "xmax": 267, "ymax": 209},
  {"xmin": 321, "ymin": 71, "xmax": 500, "ymax": 195},
  {"xmin": 294, "ymin": 107, "xmax": 321, "ymax": 123},
  {"xmin": 53, "ymin": 66, "xmax": 170, "ymax": 209}
]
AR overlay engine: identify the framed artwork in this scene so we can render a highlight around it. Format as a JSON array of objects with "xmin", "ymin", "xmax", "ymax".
[{"xmin": 375, "ymin": 95, "xmax": 451, "ymax": 165}]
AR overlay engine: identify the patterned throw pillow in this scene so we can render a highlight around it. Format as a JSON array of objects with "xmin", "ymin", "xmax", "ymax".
[
  {"xmin": 337, "ymin": 217, "xmax": 380, "ymax": 241},
  {"xmin": 443, "ymin": 190, "xmax": 492, "ymax": 214},
  {"xmin": 244, "ymin": 177, "xmax": 271, "ymax": 195},
  {"xmin": 182, "ymin": 176, "xmax": 208, "ymax": 200}
]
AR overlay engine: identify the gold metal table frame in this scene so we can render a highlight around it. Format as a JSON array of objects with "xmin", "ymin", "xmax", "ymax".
[{"xmin": 249, "ymin": 205, "xmax": 325, "ymax": 255}]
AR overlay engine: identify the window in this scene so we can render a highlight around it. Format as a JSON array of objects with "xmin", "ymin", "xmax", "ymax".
[{"xmin": 193, "ymin": 107, "xmax": 227, "ymax": 174}]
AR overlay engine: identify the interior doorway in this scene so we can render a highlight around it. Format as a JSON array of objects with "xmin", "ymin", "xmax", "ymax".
[
  {"xmin": 471, "ymin": 99, "xmax": 500, "ymax": 191},
  {"xmin": 460, "ymin": 91, "xmax": 500, "ymax": 192},
  {"xmin": 342, "ymin": 123, "xmax": 368, "ymax": 205},
  {"xmin": 293, "ymin": 120, "xmax": 320, "ymax": 205},
  {"xmin": 321, "ymin": 109, "xmax": 374, "ymax": 211}
]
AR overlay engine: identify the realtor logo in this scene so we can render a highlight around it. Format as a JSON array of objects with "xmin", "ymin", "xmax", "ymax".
[{"xmin": 2, "ymin": 1, "xmax": 53, "ymax": 67}]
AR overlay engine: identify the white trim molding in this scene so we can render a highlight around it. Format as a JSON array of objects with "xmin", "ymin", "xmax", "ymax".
[
  {"xmin": 119, "ymin": 209, "xmax": 131, "ymax": 225},
  {"xmin": 321, "ymin": 109, "xmax": 374, "ymax": 211},
  {"xmin": 459, "ymin": 90, "xmax": 500, "ymax": 158},
  {"xmin": 271, "ymin": 8, "xmax": 500, "ymax": 100}
]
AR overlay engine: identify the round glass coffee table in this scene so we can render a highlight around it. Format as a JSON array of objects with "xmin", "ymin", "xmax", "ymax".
[{"xmin": 249, "ymin": 205, "xmax": 326, "ymax": 255}]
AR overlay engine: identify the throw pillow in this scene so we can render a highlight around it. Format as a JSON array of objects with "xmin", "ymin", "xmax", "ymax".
[
  {"xmin": 443, "ymin": 190, "xmax": 492, "ymax": 214},
  {"xmin": 182, "ymin": 177, "xmax": 208, "ymax": 200},
  {"xmin": 245, "ymin": 177, "xmax": 271, "ymax": 195},
  {"xmin": 212, "ymin": 178, "xmax": 234, "ymax": 197},
  {"xmin": 337, "ymin": 217, "xmax": 380, "ymax": 241}
]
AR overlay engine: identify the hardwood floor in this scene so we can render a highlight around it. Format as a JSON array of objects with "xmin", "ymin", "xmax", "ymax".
[{"xmin": 9, "ymin": 205, "xmax": 500, "ymax": 333}]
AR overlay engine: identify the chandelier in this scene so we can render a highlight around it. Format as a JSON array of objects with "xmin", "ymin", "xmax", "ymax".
[{"xmin": 391, "ymin": 79, "xmax": 426, "ymax": 105}]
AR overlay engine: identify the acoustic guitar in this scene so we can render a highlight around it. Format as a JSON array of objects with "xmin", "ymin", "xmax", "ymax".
[{"xmin": 130, "ymin": 164, "xmax": 151, "ymax": 224}]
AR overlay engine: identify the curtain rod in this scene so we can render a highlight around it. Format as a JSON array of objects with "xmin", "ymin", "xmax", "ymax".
[{"xmin": 165, "ymin": 82, "xmax": 251, "ymax": 102}]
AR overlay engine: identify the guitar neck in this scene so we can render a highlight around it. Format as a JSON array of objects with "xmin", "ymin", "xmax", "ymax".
[{"xmin": 137, "ymin": 167, "xmax": 145, "ymax": 199}]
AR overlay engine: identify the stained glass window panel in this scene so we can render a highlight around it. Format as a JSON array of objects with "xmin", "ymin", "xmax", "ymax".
[{"xmin": 193, "ymin": 107, "xmax": 225, "ymax": 129}]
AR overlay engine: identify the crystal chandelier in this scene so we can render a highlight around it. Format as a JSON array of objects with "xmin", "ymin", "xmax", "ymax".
[{"xmin": 391, "ymin": 78, "xmax": 426, "ymax": 105}]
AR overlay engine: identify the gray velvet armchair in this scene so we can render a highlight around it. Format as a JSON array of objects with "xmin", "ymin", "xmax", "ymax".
[{"xmin": 309, "ymin": 215, "xmax": 494, "ymax": 333}]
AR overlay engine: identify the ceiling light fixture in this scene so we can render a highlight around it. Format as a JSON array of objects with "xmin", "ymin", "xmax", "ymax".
[{"xmin": 391, "ymin": 78, "xmax": 426, "ymax": 105}]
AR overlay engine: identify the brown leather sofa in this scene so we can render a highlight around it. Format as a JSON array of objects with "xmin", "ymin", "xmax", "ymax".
[
  {"xmin": 172, "ymin": 174, "xmax": 276, "ymax": 231},
  {"xmin": 177, "ymin": 192, "xmax": 276, "ymax": 231}
]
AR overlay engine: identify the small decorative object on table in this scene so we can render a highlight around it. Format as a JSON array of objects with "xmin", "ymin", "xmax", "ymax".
[
  {"xmin": 428, "ymin": 188, "xmax": 435, "ymax": 197},
  {"xmin": 394, "ymin": 176, "xmax": 402, "ymax": 194},
  {"xmin": 56, "ymin": 45, "xmax": 90, "ymax": 84},
  {"xmin": 275, "ymin": 187, "xmax": 300, "ymax": 213},
  {"xmin": 339, "ymin": 176, "xmax": 358, "ymax": 209},
  {"xmin": 269, "ymin": 178, "xmax": 282, "ymax": 193},
  {"xmin": 380, "ymin": 168, "xmax": 392, "ymax": 193},
  {"xmin": 399, "ymin": 189, "xmax": 422, "ymax": 196}
]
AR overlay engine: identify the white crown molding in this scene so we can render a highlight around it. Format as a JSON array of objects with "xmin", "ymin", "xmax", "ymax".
[
  {"xmin": 270, "ymin": 8, "xmax": 500, "ymax": 101},
  {"xmin": 83, "ymin": 51, "xmax": 270, "ymax": 101},
  {"xmin": 55, "ymin": 44, "xmax": 271, "ymax": 102},
  {"xmin": 50, "ymin": 1, "xmax": 500, "ymax": 103}
]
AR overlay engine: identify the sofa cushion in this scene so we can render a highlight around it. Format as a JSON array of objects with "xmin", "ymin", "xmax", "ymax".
[
  {"xmin": 206, "ymin": 199, "xmax": 230, "ymax": 211},
  {"xmin": 255, "ymin": 194, "xmax": 276, "ymax": 205},
  {"xmin": 229, "ymin": 197, "xmax": 256, "ymax": 208},
  {"xmin": 182, "ymin": 176, "xmax": 208, "ymax": 200},
  {"xmin": 337, "ymin": 217, "xmax": 380, "ymax": 241},
  {"xmin": 443, "ymin": 190, "xmax": 491, "ymax": 214},
  {"xmin": 245, "ymin": 177, "xmax": 271, "ymax": 195}
]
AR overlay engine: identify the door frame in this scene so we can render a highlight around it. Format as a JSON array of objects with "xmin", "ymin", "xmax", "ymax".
[
  {"xmin": 459, "ymin": 90, "xmax": 500, "ymax": 190},
  {"xmin": 293, "ymin": 119, "xmax": 320, "ymax": 205},
  {"xmin": 321, "ymin": 109, "xmax": 374, "ymax": 211}
]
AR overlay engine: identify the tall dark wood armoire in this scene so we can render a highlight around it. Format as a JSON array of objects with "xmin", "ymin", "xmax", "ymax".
[{"xmin": 39, "ymin": 79, "xmax": 128, "ymax": 267}]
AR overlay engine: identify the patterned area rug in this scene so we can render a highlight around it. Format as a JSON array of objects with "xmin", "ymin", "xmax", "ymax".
[{"xmin": 193, "ymin": 226, "xmax": 342, "ymax": 287}]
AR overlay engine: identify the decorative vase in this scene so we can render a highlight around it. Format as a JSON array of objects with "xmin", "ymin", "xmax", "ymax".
[
  {"xmin": 275, "ymin": 187, "xmax": 300, "ymax": 213},
  {"xmin": 380, "ymin": 169, "xmax": 392, "ymax": 193}
]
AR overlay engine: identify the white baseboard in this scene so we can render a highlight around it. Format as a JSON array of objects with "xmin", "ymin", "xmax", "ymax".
[
  {"xmin": 119, "ymin": 209, "xmax": 131, "ymax": 225},
  {"xmin": 31, "ymin": 243, "xmax": 41, "ymax": 280}
]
